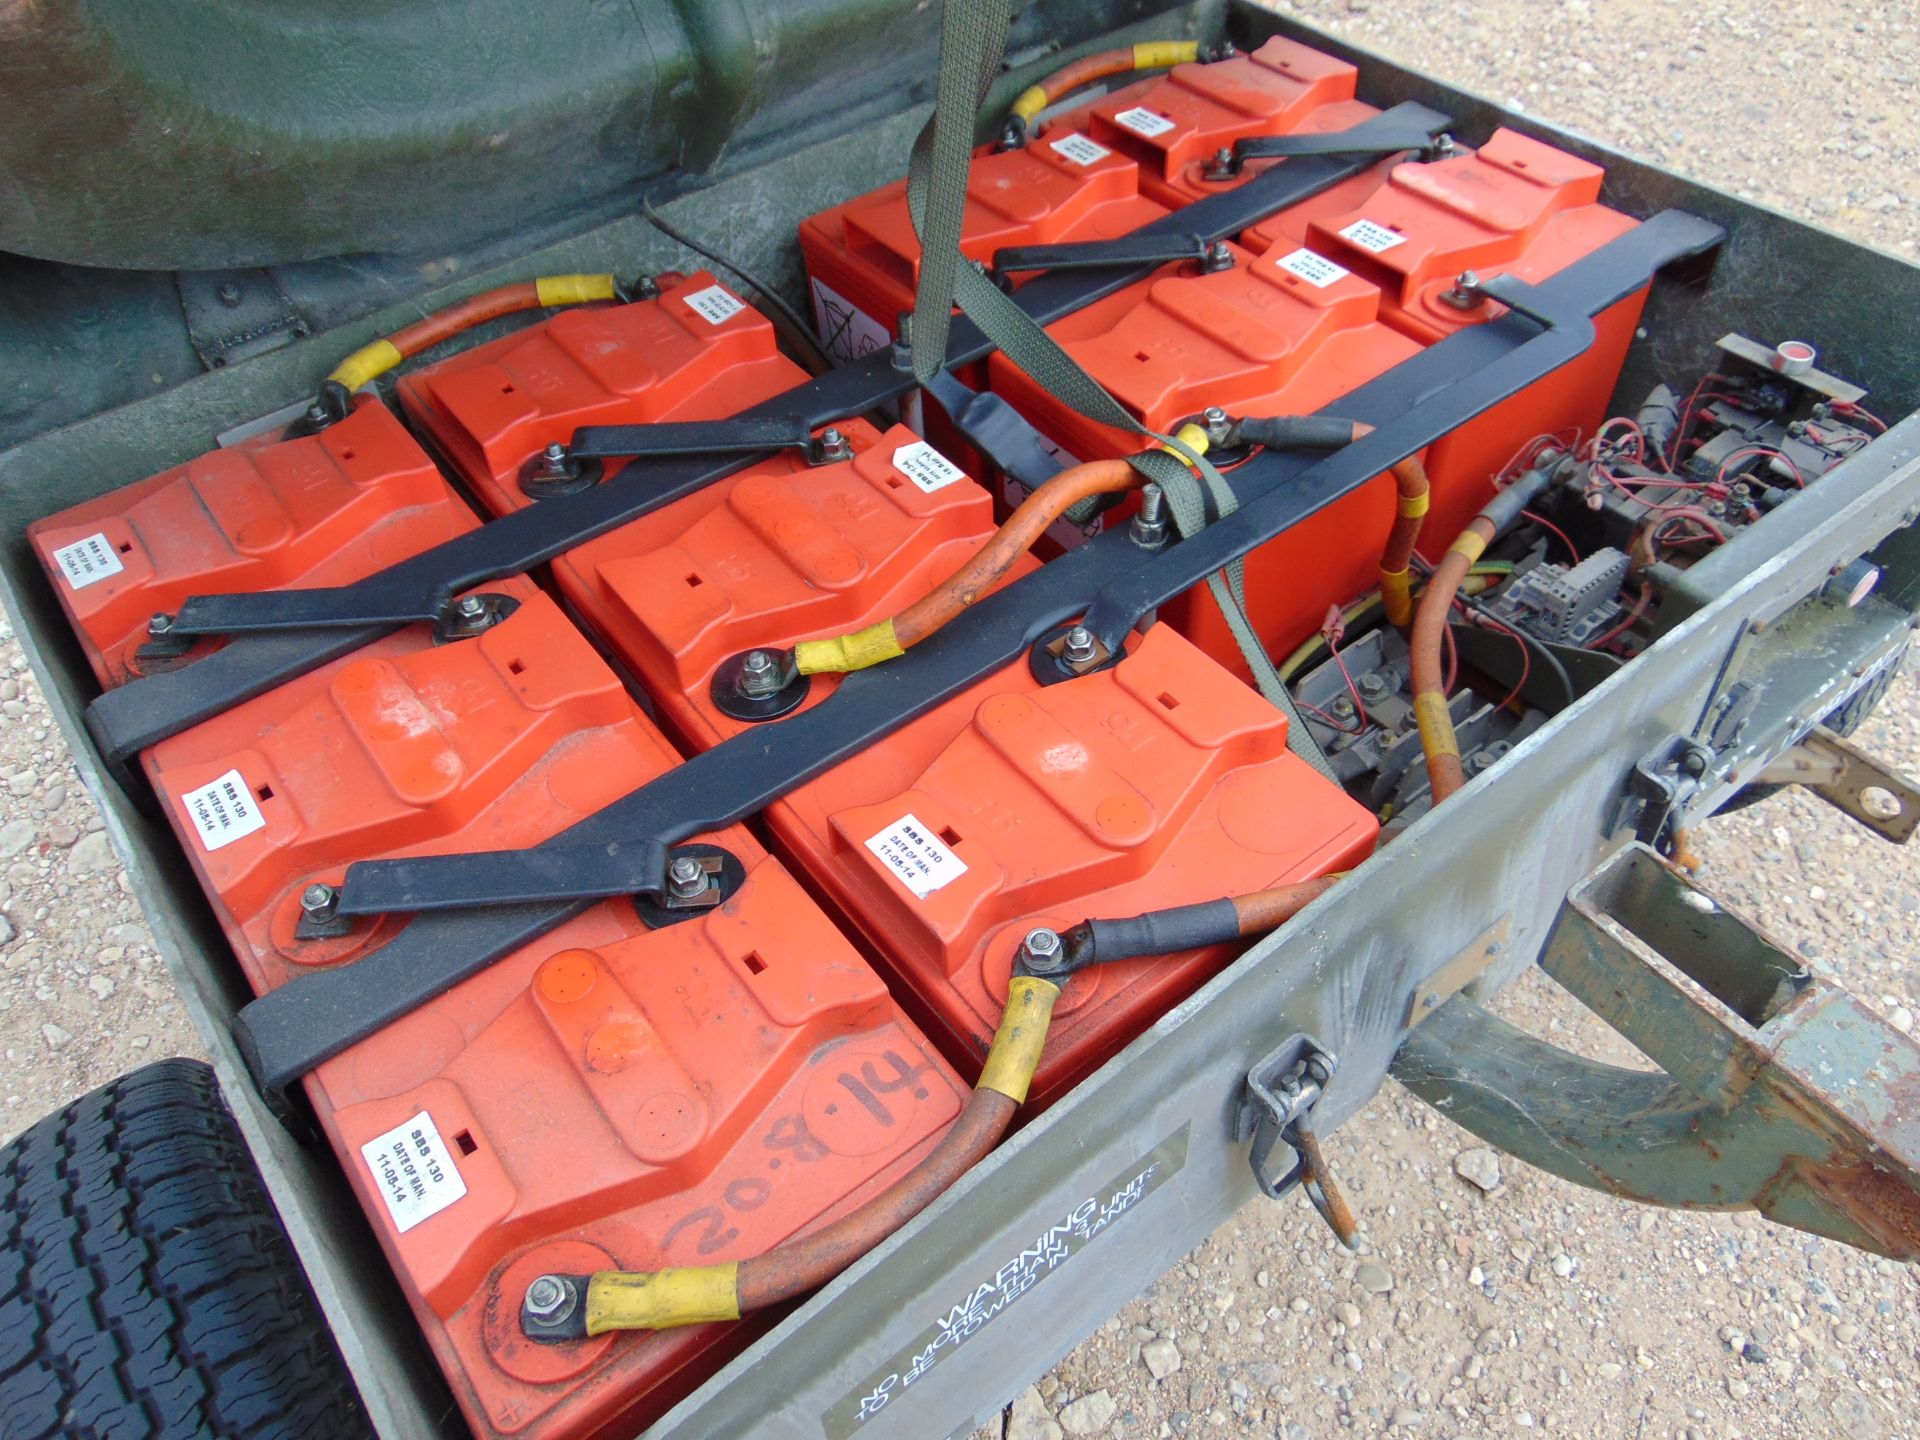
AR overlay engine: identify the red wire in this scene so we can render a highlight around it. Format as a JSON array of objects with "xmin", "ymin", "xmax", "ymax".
[
  {"xmin": 1476, "ymin": 613, "xmax": 1533, "ymax": 712},
  {"xmin": 1833, "ymin": 400, "xmax": 1888, "ymax": 434},
  {"xmin": 1715, "ymin": 445, "xmax": 1806, "ymax": 489},
  {"xmin": 1589, "ymin": 582, "xmax": 1653, "ymax": 651},
  {"xmin": 1327, "ymin": 635, "xmax": 1371, "ymax": 731},
  {"xmin": 1296, "ymin": 698, "xmax": 1362, "ymax": 734},
  {"xmin": 1521, "ymin": 509, "xmax": 1582, "ymax": 562},
  {"xmin": 1666, "ymin": 372, "xmax": 1730, "ymax": 469},
  {"xmin": 1494, "ymin": 429, "xmax": 1583, "ymax": 485}
]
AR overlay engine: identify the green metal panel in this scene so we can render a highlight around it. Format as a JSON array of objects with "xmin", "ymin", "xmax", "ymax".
[{"xmin": 0, "ymin": 0, "xmax": 1186, "ymax": 271}]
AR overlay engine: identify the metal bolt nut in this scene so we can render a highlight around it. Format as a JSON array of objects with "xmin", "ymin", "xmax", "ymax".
[
  {"xmin": 1019, "ymin": 927, "xmax": 1064, "ymax": 972},
  {"xmin": 814, "ymin": 426, "xmax": 854, "ymax": 464},
  {"xmin": 667, "ymin": 856, "xmax": 707, "ymax": 899},
  {"xmin": 1129, "ymin": 484, "xmax": 1169, "ymax": 549},
  {"xmin": 1330, "ymin": 695, "xmax": 1356, "ymax": 720},
  {"xmin": 736, "ymin": 649, "xmax": 783, "ymax": 699},
  {"xmin": 455, "ymin": 594, "xmax": 487, "ymax": 620},
  {"xmin": 1061, "ymin": 625, "xmax": 1098, "ymax": 665},
  {"xmin": 1202, "ymin": 405, "xmax": 1233, "ymax": 446},
  {"xmin": 524, "ymin": 1275, "xmax": 574, "ymax": 1321},
  {"xmin": 543, "ymin": 440, "xmax": 568, "ymax": 468},
  {"xmin": 148, "ymin": 612, "xmax": 175, "ymax": 637},
  {"xmin": 1202, "ymin": 240, "xmax": 1234, "ymax": 273},
  {"xmin": 217, "ymin": 283, "xmax": 242, "ymax": 308},
  {"xmin": 1358, "ymin": 672, "xmax": 1389, "ymax": 699},
  {"xmin": 300, "ymin": 882, "xmax": 336, "ymax": 916}
]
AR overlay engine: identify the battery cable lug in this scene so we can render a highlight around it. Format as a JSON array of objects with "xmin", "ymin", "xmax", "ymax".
[
  {"xmin": 711, "ymin": 646, "xmax": 810, "ymax": 722},
  {"xmin": 519, "ymin": 1274, "xmax": 583, "ymax": 1341},
  {"xmin": 288, "ymin": 379, "xmax": 352, "ymax": 437}
]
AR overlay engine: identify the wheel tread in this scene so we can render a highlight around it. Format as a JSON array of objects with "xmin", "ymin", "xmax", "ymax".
[{"xmin": 0, "ymin": 1060, "xmax": 369, "ymax": 1440}]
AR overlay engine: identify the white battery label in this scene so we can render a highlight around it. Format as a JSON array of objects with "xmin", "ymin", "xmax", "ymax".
[
  {"xmin": 1112, "ymin": 106, "xmax": 1176, "ymax": 139},
  {"xmin": 50, "ymin": 533, "xmax": 124, "ymax": 590},
  {"xmin": 1338, "ymin": 218, "xmax": 1406, "ymax": 253},
  {"xmin": 683, "ymin": 283, "xmax": 747, "ymax": 325},
  {"xmin": 1048, "ymin": 133, "xmax": 1112, "ymax": 166},
  {"xmin": 360, "ymin": 1111, "xmax": 468, "ymax": 1234},
  {"xmin": 891, "ymin": 441, "xmax": 967, "ymax": 494},
  {"xmin": 865, "ymin": 814, "xmax": 968, "ymax": 900},
  {"xmin": 177, "ymin": 769, "xmax": 267, "ymax": 852},
  {"xmin": 1274, "ymin": 248, "xmax": 1350, "ymax": 289}
]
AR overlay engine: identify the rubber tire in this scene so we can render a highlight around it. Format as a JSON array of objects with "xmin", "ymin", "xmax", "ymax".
[{"xmin": 0, "ymin": 1058, "xmax": 372, "ymax": 1440}]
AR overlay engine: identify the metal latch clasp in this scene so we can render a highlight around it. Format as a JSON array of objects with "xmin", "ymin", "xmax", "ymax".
[{"xmin": 1234, "ymin": 1034, "xmax": 1357, "ymax": 1248}]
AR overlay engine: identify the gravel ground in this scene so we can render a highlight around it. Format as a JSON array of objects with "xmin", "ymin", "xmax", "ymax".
[{"xmin": 4, "ymin": 1, "xmax": 1919, "ymax": 1436}]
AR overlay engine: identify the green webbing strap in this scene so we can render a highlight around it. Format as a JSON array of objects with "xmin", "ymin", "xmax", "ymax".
[
  {"xmin": 903, "ymin": 2, "xmax": 1332, "ymax": 776},
  {"xmin": 906, "ymin": 0, "xmax": 1010, "ymax": 386}
]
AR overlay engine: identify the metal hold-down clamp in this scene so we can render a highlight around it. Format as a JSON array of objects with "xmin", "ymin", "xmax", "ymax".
[
  {"xmin": 990, "ymin": 234, "xmax": 1234, "ymax": 283},
  {"xmin": 1202, "ymin": 114, "xmax": 1457, "ymax": 181},
  {"xmin": 313, "ymin": 839, "xmax": 744, "ymax": 931}
]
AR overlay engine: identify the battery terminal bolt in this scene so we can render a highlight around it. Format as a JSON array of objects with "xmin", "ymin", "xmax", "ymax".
[
  {"xmin": 667, "ymin": 856, "xmax": 708, "ymax": 900},
  {"xmin": 1017, "ymin": 926, "xmax": 1065, "ymax": 974},
  {"xmin": 523, "ymin": 1275, "xmax": 576, "ymax": 1323},
  {"xmin": 736, "ymin": 650, "xmax": 784, "ymax": 700},
  {"xmin": 1439, "ymin": 271, "xmax": 1488, "ymax": 311},
  {"xmin": 1202, "ymin": 406, "xmax": 1234, "ymax": 447},
  {"xmin": 813, "ymin": 427, "xmax": 854, "ymax": 465},
  {"xmin": 1062, "ymin": 625, "xmax": 1099, "ymax": 666}
]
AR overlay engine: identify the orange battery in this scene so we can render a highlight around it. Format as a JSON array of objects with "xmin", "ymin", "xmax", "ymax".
[
  {"xmin": 396, "ymin": 270, "xmax": 810, "ymax": 517},
  {"xmin": 27, "ymin": 395, "xmax": 476, "ymax": 689},
  {"xmin": 1249, "ymin": 127, "xmax": 1648, "ymax": 547},
  {"xmin": 1075, "ymin": 36, "xmax": 1381, "ymax": 210},
  {"xmin": 770, "ymin": 623, "xmax": 1376, "ymax": 1107},
  {"xmin": 317, "ymin": 889, "xmax": 965, "ymax": 1440},
  {"xmin": 560, "ymin": 432, "xmax": 1377, "ymax": 1102},
  {"xmin": 798, "ymin": 136, "xmax": 1166, "ymax": 367},
  {"xmin": 986, "ymin": 239, "xmax": 1423, "ymax": 671},
  {"xmin": 545, "ymin": 419, "xmax": 1015, "ymax": 744},
  {"xmin": 139, "ymin": 578, "xmax": 677, "ymax": 990},
  {"xmin": 143, "ymin": 576, "xmax": 967, "ymax": 1440}
]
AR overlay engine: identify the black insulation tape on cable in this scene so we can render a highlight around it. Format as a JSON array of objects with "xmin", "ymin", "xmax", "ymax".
[
  {"xmin": 1084, "ymin": 898, "xmax": 1241, "ymax": 966},
  {"xmin": 1235, "ymin": 416, "xmax": 1361, "ymax": 452}
]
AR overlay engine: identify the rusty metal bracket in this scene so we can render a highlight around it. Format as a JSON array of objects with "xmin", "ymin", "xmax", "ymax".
[
  {"xmin": 1405, "ymin": 916, "xmax": 1512, "ymax": 1028},
  {"xmin": 1393, "ymin": 843, "xmax": 1920, "ymax": 1260},
  {"xmin": 1752, "ymin": 723, "xmax": 1920, "ymax": 843}
]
